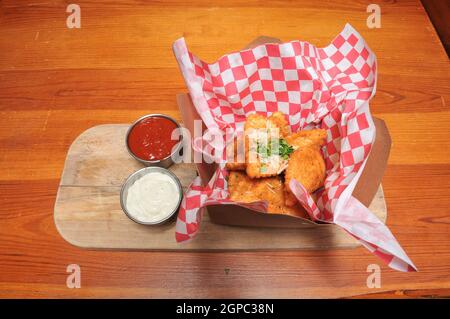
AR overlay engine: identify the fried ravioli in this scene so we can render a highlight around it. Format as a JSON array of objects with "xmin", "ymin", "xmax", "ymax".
[
  {"xmin": 284, "ymin": 147, "xmax": 326, "ymax": 206},
  {"xmin": 228, "ymin": 171, "xmax": 285, "ymax": 206},
  {"xmin": 268, "ymin": 111, "xmax": 290, "ymax": 138},
  {"xmin": 285, "ymin": 128, "xmax": 327, "ymax": 150},
  {"xmin": 244, "ymin": 113, "xmax": 290, "ymax": 178},
  {"xmin": 228, "ymin": 171, "xmax": 309, "ymax": 219},
  {"xmin": 225, "ymin": 136, "xmax": 246, "ymax": 171},
  {"xmin": 224, "ymin": 113, "xmax": 327, "ymax": 213}
]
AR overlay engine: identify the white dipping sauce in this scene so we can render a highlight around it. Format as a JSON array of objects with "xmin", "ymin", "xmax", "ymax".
[{"xmin": 125, "ymin": 172, "xmax": 180, "ymax": 223}]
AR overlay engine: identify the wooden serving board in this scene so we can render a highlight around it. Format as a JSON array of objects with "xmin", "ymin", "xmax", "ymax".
[{"xmin": 54, "ymin": 124, "xmax": 387, "ymax": 250}]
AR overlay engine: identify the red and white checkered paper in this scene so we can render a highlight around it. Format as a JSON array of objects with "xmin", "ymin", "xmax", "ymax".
[{"xmin": 173, "ymin": 24, "xmax": 416, "ymax": 272}]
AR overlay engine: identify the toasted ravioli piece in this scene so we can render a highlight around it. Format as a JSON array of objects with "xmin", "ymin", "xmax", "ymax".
[
  {"xmin": 284, "ymin": 147, "xmax": 326, "ymax": 206},
  {"xmin": 277, "ymin": 202, "xmax": 310, "ymax": 219},
  {"xmin": 225, "ymin": 162, "xmax": 246, "ymax": 171},
  {"xmin": 245, "ymin": 153, "xmax": 288, "ymax": 178},
  {"xmin": 228, "ymin": 171, "xmax": 309, "ymax": 219},
  {"xmin": 228, "ymin": 171, "xmax": 284, "ymax": 207},
  {"xmin": 244, "ymin": 112, "xmax": 290, "ymax": 137},
  {"xmin": 268, "ymin": 111, "xmax": 291, "ymax": 137},
  {"xmin": 285, "ymin": 129, "xmax": 327, "ymax": 150},
  {"xmin": 244, "ymin": 113, "xmax": 288, "ymax": 178},
  {"xmin": 225, "ymin": 137, "xmax": 246, "ymax": 171},
  {"xmin": 244, "ymin": 113, "xmax": 268, "ymax": 131}
]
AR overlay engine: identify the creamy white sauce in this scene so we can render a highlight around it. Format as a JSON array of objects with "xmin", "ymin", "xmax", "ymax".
[{"xmin": 125, "ymin": 172, "xmax": 180, "ymax": 223}]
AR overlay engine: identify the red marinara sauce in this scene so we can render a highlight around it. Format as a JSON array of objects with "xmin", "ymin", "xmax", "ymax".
[{"xmin": 127, "ymin": 116, "xmax": 180, "ymax": 161}]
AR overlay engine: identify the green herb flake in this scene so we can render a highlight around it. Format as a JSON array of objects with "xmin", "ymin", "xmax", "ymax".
[
  {"xmin": 279, "ymin": 138, "xmax": 294, "ymax": 159},
  {"xmin": 256, "ymin": 138, "xmax": 293, "ymax": 160},
  {"xmin": 260, "ymin": 164, "xmax": 267, "ymax": 173}
]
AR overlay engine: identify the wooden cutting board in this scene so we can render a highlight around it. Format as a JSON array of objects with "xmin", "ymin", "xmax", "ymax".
[{"xmin": 54, "ymin": 124, "xmax": 387, "ymax": 250}]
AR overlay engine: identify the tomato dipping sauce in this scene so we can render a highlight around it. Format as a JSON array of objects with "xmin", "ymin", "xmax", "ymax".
[{"xmin": 127, "ymin": 116, "xmax": 180, "ymax": 161}]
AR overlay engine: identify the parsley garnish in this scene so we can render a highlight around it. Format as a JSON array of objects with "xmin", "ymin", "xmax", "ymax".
[
  {"xmin": 279, "ymin": 138, "xmax": 294, "ymax": 159},
  {"xmin": 257, "ymin": 138, "xmax": 293, "ymax": 160}
]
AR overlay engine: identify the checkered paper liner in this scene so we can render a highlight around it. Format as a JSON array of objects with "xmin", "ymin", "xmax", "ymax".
[{"xmin": 173, "ymin": 24, "xmax": 416, "ymax": 272}]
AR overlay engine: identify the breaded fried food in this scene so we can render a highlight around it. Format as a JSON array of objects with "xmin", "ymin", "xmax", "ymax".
[
  {"xmin": 245, "ymin": 113, "xmax": 269, "ymax": 131},
  {"xmin": 243, "ymin": 112, "xmax": 290, "ymax": 137},
  {"xmin": 225, "ymin": 136, "xmax": 246, "ymax": 171},
  {"xmin": 245, "ymin": 153, "xmax": 288, "ymax": 179},
  {"xmin": 244, "ymin": 113, "xmax": 290, "ymax": 178},
  {"xmin": 268, "ymin": 111, "xmax": 290, "ymax": 137},
  {"xmin": 228, "ymin": 171, "xmax": 309, "ymax": 219},
  {"xmin": 228, "ymin": 171, "xmax": 284, "ymax": 206},
  {"xmin": 225, "ymin": 162, "xmax": 246, "ymax": 171},
  {"xmin": 284, "ymin": 147, "xmax": 326, "ymax": 206},
  {"xmin": 285, "ymin": 129, "xmax": 327, "ymax": 150}
]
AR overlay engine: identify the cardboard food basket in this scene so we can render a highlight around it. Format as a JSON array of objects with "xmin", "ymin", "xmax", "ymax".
[
  {"xmin": 177, "ymin": 93, "xmax": 391, "ymax": 228},
  {"xmin": 173, "ymin": 25, "xmax": 416, "ymax": 271}
]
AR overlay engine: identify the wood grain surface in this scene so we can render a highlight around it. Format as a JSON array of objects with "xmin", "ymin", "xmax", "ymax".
[
  {"xmin": 0, "ymin": 0, "xmax": 449, "ymax": 298},
  {"xmin": 54, "ymin": 124, "xmax": 386, "ymax": 250},
  {"xmin": 421, "ymin": 0, "xmax": 450, "ymax": 56}
]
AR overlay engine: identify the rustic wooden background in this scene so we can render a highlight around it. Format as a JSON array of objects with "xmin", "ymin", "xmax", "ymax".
[
  {"xmin": 421, "ymin": 0, "xmax": 450, "ymax": 56},
  {"xmin": 0, "ymin": 0, "xmax": 449, "ymax": 298}
]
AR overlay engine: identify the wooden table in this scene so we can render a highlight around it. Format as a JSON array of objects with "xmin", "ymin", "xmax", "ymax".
[{"xmin": 0, "ymin": 0, "xmax": 449, "ymax": 298}]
